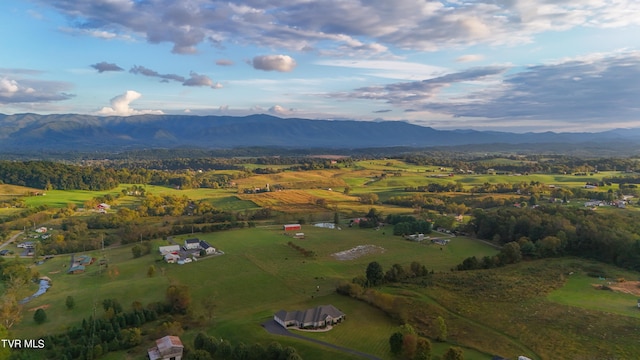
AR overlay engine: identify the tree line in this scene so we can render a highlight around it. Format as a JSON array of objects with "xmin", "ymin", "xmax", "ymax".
[{"xmin": 459, "ymin": 206, "xmax": 640, "ymax": 271}]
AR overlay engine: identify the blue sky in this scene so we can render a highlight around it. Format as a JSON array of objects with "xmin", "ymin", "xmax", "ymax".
[{"xmin": 1, "ymin": 0, "xmax": 639, "ymax": 132}]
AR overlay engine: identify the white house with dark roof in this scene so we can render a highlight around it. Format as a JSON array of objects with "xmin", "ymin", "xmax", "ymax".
[
  {"xmin": 148, "ymin": 335, "xmax": 183, "ymax": 360},
  {"xmin": 274, "ymin": 305, "xmax": 345, "ymax": 329},
  {"xmin": 184, "ymin": 238, "xmax": 200, "ymax": 250},
  {"xmin": 199, "ymin": 240, "xmax": 216, "ymax": 255}
]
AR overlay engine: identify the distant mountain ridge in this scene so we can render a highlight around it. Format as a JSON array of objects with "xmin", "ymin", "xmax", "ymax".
[{"xmin": 0, "ymin": 113, "xmax": 636, "ymax": 152}]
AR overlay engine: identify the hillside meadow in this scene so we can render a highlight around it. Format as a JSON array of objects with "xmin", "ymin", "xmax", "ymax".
[{"xmin": 11, "ymin": 225, "xmax": 499, "ymax": 359}]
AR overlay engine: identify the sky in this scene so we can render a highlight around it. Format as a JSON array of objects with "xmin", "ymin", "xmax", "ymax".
[{"xmin": 1, "ymin": 0, "xmax": 639, "ymax": 132}]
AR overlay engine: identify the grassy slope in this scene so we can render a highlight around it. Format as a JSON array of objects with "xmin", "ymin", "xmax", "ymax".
[
  {"xmin": 399, "ymin": 258, "xmax": 640, "ymax": 360},
  {"xmin": 12, "ymin": 226, "xmax": 498, "ymax": 359}
]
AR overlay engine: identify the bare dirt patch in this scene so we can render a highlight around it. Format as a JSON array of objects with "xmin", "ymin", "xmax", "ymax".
[
  {"xmin": 607, "ymin": 281, "xmax": 640, "ymax": 296},
  {"xmin": 331, "ymin": 245, "xmax": 385, "ymax": 260},
  {"xmin": 28, "ymin": 304, "xmax": 50, "ymax": 312}
]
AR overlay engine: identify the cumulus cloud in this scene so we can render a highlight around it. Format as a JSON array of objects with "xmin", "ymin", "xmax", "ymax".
[
  {"xmin": 35, "ymin": 1, "xmax": 640, "ymax": 57},
  {"xmin": 91, "ymin": 62, "xmax": 124, "ymax": 73},
  {"xmin": 183, "ymin": 72, "xmax": 222, "ymax": 89},
  {"xmin": 130, "ymin": 65, "xmax": 185, "ymax": 82},
  {"xmin": 216, "ymin": 59, "xmax": 234, "ymax": 66},
  {"xmin": 252, "ymin": 55, "xmax": 297, "ymax": 72},
  {"xmin": 97, "ymin": 90, "xmax": 163, "ymax": 116},
  {"xmin": 0, "ymin": 76, "xmax": 73, "ymax": 104},
  {"xmin": 268, "ymin": 105, "xmax": 292, "ymax": 115}
]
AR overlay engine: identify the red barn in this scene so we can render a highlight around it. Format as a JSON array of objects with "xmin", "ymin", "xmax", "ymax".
[{"xmin": 283, "ymin": 224, "xmax": 302, "ymax": 232}]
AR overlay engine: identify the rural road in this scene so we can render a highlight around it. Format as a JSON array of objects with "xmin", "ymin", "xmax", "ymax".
[
  {"xmin": 262, "ymin": 320, "xmax": 382, "ymax": 360},
  {"xmin": 0, "ymin": 231, "xmax": 24, "ymax": 250}
]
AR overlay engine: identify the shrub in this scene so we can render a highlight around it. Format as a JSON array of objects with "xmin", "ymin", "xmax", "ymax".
[{"xmin": 34, "ymin": 308, "xmax": 47, "ymax": 324}]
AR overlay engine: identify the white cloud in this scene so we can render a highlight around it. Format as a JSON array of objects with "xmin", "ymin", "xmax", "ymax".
[
  {"xmin": 456, "ymin": 54, "xmax": 484, "ymax": 63},
  {"xmin": 0, "ymin": 76, "xmax": 73, "ymax": 104},
  {"xmin": 0, "ymin": 78, "xmax": 20, "ymax": 94},
  {"xmin": 268, "ymin": 105, "xmax": 291, "ymax": 115},
  {"xmin": 252, "ymin": 55, "xmax": 297, "ymax": 72},
  {"xmin": 39, "ymin": 0, "xmax": 640, "ymax": 57},
  {"xmin": 97, "ymin": 90, "xmax": 163, "ymax": 116}
]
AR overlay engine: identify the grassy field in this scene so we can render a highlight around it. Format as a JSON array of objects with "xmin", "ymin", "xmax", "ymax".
[
  {"xmin": 6, "ymin": 161, "xmax": 640, "ymax": 359},
  {"xmin": 11, "ymin": 226, "xmax": 499, "ymax": 359},
  {"xmin": 395, "ymin": 258, "xmax": 640, "ymax": 360},
  {"xmin": 547, "ymin": 263, "xmax": 640, "ymax": 319}
]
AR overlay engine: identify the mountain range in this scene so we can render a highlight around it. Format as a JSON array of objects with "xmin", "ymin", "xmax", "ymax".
[{"xmin": 1, "ymin": 113, "xmax": 639, "ymax": 153}]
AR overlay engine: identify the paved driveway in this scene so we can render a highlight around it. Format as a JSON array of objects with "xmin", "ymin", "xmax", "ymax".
[{"xmin": 262, "ymin": 320, "xmax": 382, "ymax": 360}]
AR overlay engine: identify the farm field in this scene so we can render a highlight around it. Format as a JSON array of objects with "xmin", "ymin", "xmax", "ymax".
[
  {"xmin": 5, "ymin": 157, "xmax": 640, "ymax": 360},
  {"xmin": 11, "ymin": 226, "xmax": 499, "ymax": 359}
]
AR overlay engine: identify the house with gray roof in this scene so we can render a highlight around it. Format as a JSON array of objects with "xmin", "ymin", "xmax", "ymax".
[
  {"xmin": 148, "ymin": 335, "xmax": 183, "ymax": 360},
  {"xmin": 274, "ymin": 305, "xmax": 345, "ymax": 329}
]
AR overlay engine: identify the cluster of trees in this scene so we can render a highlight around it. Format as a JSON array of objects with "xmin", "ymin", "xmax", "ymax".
[
  {"xmin": 386, "ymin": 215, "xmax": 433, "ymax": 236},
  {"xmin": 388, "ymin": 324, "xmax": 433, "ymax": 360},
  {"xmin": 352, "ymin": 208, "xmax": 384, "ymax": 229},
  {"xmin": 346, "ymin": 261, "xmax": 430, "ymax": 289},
  {"xmin": 191, "ymin": 332, "xmax": 302, "ymax": 360},
  {"xmin": 21, "ymin": 303, "xmax": 160, "ymax": 359},
  {"xmin": 464, "ymin": 206, "xmax": 640, "ymax": 271},
  {"xmin": 404, "ymin": 182, "xmax": 463, "ymax": 193},
  {"xmin": 10, "ymin": 287, "xmax": 191, "ymax": 360}
]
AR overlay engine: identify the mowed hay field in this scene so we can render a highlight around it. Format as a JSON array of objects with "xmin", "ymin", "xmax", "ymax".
[{"xmin": 12, "ymin": 226, "xmax": 499, "ymax": 359}]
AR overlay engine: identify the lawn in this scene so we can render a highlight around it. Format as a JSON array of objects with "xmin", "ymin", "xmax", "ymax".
[
  {"xmin": 547, "ymin": 270, "xmax": 640, "ymax": 319},
  {"xmin": 12, "ymin": 226, "xmax": 499, "ymax": 359}
]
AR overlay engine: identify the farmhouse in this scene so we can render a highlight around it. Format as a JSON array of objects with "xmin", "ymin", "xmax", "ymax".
[
  {"xmin": 148, "ymin": 335, "xmax": 184, "ymax": 360},
  {"xmin": 283, "ymin": 224, "xmax": 302, "ymax": 232},
  {"xmin": 274, "ymin": 305, "xmax": 345, "ymax": 329},
  {"xmin": 184, "ymin": 238, "xmax": 200, "ymax": 250},
  {"xmin": 199, "ymin": 240, "xmax": 216, "ymax": 255}
]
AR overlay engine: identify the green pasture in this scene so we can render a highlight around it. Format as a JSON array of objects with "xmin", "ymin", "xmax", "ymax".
[
  {"xmin": 353, "ymin": 159, "xmax": 436, "ymax": 173},
  {"xmin": 208, "ymin": 194, "xmax": 260, "ymax": 211},
  {"xmin": 547, "ymin": 271, "xmax": 640, "ymax": 319},
  {"xmin": 12, "ymin": 226, "xmax": 498, "ymax": 359}
]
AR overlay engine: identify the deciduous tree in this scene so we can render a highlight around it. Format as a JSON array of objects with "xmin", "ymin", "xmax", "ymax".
[
  {"xmin": 442, "ymin": 346, "xmax": 464, "ymax": 360},
  {"xmin": 365, "ymin": 261, "xmax": 384, "ymax": 287}
]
